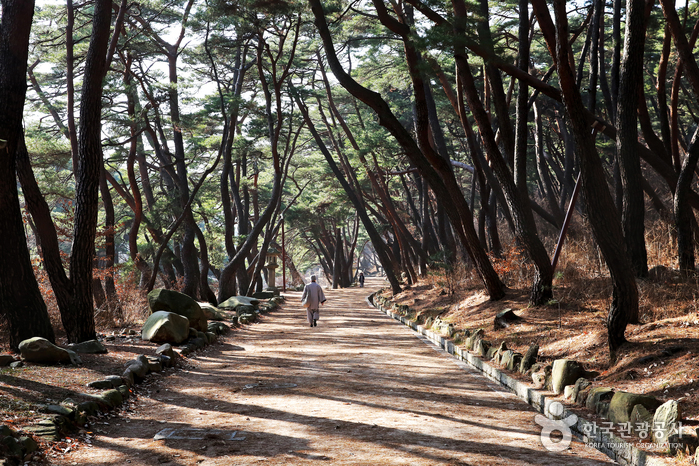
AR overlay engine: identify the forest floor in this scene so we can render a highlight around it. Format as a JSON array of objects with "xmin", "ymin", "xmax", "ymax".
[
  {"xmin": 1, "ymin": 277, "xmax": 618, "ymax": 465},
  {"xmin": 379, "ymin": 269, "xmax": 699, "ymax": 465},
  {"xmin": 0, "ymin": 274, "xmax": 697, "ymax": 464}
]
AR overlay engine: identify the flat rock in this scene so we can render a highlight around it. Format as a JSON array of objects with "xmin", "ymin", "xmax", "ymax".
[
  {"xmin": 18, "ymin": 337, "xmax": 81, "ymax": 365},
  {"xmin": 218, "ymin": 296, "xmax": 260, "ymax": 310},
  {"xmin": 66, "ymin": 339, "xmax": 108, "ymax": 354}
]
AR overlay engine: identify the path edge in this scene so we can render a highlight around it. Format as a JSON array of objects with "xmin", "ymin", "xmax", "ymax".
[{"xmin": 367, "ymin": 292, "xmax": 668, "ymax": 466}]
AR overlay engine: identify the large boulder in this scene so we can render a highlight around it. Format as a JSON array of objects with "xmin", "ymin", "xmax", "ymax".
[
  {"xmin": 653, "ymin": 400, "xmax": 682, "ymax": 443},
  {"xmin": 18, "ymin": 337, "xmax": 81, "ymax": 365},
  {"xmin": 148, "ymin": 289, "xmax": 207, "ymax": 332},
  {"xmin": 551, "ymin": 359, "xmax": 585, "ymax": 395},
  {"xmin": 218, "ymin": 296, "xmax": 260, "ymax": 311},
  {"xmin": 608, "ymin": 391, "xmax": 661, "ymax": 424},
  {"xmin": 141, "ymin": 311, "xmax": 190, "ymax": 344}
]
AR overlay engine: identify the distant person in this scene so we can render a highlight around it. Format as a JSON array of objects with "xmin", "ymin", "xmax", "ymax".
[
  {"xmin": 301, "ymin": 275, "xmax": 326, "ymax": 327},
  {"xmin": 358, "ymin": 271, "xmax": 365, "ymax": 288}
]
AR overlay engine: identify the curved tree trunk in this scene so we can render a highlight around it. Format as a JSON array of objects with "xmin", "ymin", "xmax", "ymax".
[
  {"xmin": 311, "ymin": 0, "xmax": 505, "ymax": 300},
  {"xmin": 544, "ymin": 0, "xmax": 639, "ymax": 361}
]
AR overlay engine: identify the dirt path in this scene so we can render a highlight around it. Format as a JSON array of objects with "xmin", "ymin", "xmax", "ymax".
[{"xmin": 55, "ymin": 279, "xmax": 614, "ymax": 465}]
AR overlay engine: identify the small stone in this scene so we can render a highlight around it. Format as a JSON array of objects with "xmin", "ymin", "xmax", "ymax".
[
  {"xmin": 19, "ymin": 436, "xmax": 38, "ymax": 454},
  {"xmin": 506, "ymin": 353, "xmax": 522, "ymax": 372},
  {"xmin": 77, "ymin": 401, "xmax": 100, "ymax": 417},
  {"xmin": 1, "ymin": 435, "xmax": 22, "ymax": 459},
  {"xmin": 117, "ymin": 385, "xmax": 130, "ymax": 400},
  {"xmin": 494, "ymin": 308, "xmax": 522, "ymax": 329},
  {"xmin": 476, "ymin": 339, "xmax": 490, "ymax": 358},
  {"xmin": 189, "ymin": 337, "xmax": 206, "ymax": 349},
  {"xmin": 0, "ymin": 355, "xmax": 16, "ymax": 366},
  {"xmin": 146, "ymin": 356, "xmax": 162, "ymax": 373},
  {"xmin": 0, "ymin": 425, "xmax": 14, "ymax": 437},
  {"xmin": 586, "ymin": 387, "xmax": 614, "ymax": 416},
  {"xmin": 532, "ymin": 365, "xmax": 552, "ymax": 390},
  {"xmin": 653, "ymin": 400, "xmax": 682, "ymax": 443},
  {"xmin": 551, "ymin": 359, "xmax": 585, "ymax": 395},
  {"xmin": 571, "ymin": 378, "xmax": 591, "ymax": 404},
  {"xmin": 630, "ymin": 404, "xmax": 654, "ymax": 433},
  {"xmin": 500, "ymin": 350, "xmax": 514, "ymax": 368},
  {"xmin": 564, "ymin": 385, "xmax": 575, "ymax": 400},
  {"xmin": 519, "ymin": 344, "xmax": 539, "ymax": 374}
]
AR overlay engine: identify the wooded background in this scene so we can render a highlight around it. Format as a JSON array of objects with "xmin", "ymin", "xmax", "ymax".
[{"xmin": 1, "ymin": 0, "xmax": 697, "ymax": 359}]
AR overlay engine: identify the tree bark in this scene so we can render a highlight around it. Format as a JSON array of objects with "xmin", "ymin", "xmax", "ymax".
[
  {"xmin": 675, "ymin": 127, "xmax": 699, "ymax": 274},
  {"xmin": 65, "ymin": 0, "xmax": 113, "ymax": 343},
  {"xmin": 616, "ymin": 0, "xmax": 649, "ymax": 280},
  {"xmin": 514, "ymin": 0, "xmax": 530, "ymax": 195},
  {"xmin": 332, "ymin": 228, "xmax": 342, "ymax": 289},
  {"xmin": 0, "ymin": 0, "xmax": 56, "ymax": 349}
]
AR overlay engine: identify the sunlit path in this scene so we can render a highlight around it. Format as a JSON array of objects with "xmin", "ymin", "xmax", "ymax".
[{"xmin": 55, "ymin": 278, "xmax": 613, "ymax": 465}]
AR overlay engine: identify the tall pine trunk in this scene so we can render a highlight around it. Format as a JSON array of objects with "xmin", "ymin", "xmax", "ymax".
[{"xmin": 0, "ymin": 0, "xmax": 56, "ymax": 349}]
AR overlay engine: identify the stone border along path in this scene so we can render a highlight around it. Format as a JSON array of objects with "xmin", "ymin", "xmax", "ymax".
[
  {"xmin": 55, "ymin": 278, "xmax": 614, "ymax": 465},
  {"xmin": 368, "ymin": 290, "xmax": 673, "ymax": 466}
]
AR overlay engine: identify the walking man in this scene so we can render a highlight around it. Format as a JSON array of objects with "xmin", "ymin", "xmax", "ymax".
[{"xmin": 301, "ymin": 275, "xmax": 326, "ymax": 327}]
